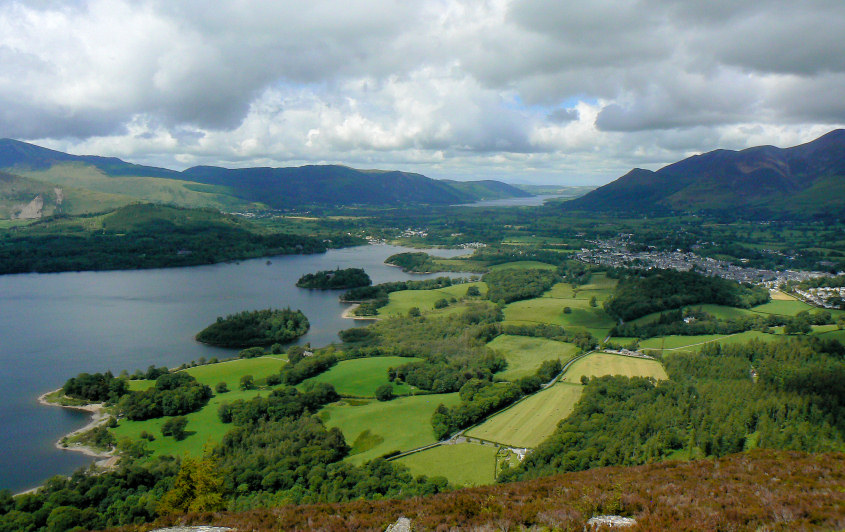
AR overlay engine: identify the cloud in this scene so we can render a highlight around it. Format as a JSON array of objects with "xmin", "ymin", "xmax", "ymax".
[{"xmin": 1, "ymin": 0, "xmax": 844, "ymax": 185}]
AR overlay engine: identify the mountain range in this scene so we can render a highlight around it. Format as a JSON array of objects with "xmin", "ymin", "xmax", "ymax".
[
  {"xmin": 0, "ymin": 139, "xmax": 529, "ymax": 219},
  {"xmin": 564, "ymin": 129, "xmax": 845, "ymax": 218}
]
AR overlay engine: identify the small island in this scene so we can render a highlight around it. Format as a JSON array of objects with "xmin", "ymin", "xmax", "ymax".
[
  {"xmin": 296, "ymin": 267, "xmax": 372, "ymax": 289},
  {"xmin": 196, "ymin": 308, "xmax": 309, "ymax": 348}
]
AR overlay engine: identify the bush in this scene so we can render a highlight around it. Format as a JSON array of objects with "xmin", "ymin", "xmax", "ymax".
[
  {"xmin": 161, "ymin": 416, "xmax": 188, "ymax": 440},
  {"xmin": 375, "ymin": 384, "xmax": 395, "ymax": 401},
  {"xmin": 239, "ymin": 347, "xmax": 266, "ymax": 359},
  {"xmin": 240, "ymin": 375, "xmax": 254, "ymax": 391},
  {"xmin": 434, "ymin": 298, "xmax": 449, "ymax": 309},
  {"xmin": 215, "ymin": 382, "xmax": 229, "ymax": 394}
]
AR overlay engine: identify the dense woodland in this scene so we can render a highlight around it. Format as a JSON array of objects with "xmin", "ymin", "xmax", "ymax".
[
  {"xmin": 0, "ymin": 204, "xmax": 354, "ymax": 275},
  {"xmin": 296, "ymin": 268, "xmax": 371, "ymax": 289},
  {"xmin": 603, "ymin": 269, "xmax": 770, "ymax": 321},
  {"xmin": 503, "ymin": 337, "xmax": 845, "ymax": 481},
  {"xmin": 482, "ymin": 268, "xmax": 558, "ymax": 303},
  {"xmin": 195, "ymin": 308, "xmax": 309, "ymax": 348}
]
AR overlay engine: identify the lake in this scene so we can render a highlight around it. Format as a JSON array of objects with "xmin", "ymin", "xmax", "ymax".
[
  {"xmin": 457, "ymin": 195, "xmax": 565, "ymax": 207},
  {"xmin": 0, "ymin": 244, "xmax": 467, "ymax": 493}
]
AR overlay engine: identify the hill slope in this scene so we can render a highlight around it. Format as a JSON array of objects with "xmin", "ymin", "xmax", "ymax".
[
  {"xmin": 0, "ymin": 139, "xmax": 530, "ymax": 213},
  {"xmin": 565, "ymin": 129, "xmax": 845, "ymax": 218},
  {"xmin": 179, "ymin": 165, "xmax": 526, "ymax": 207},
  {"xmin": 144, "ymin": 450, "xmax": 845, "ymax": 531}
]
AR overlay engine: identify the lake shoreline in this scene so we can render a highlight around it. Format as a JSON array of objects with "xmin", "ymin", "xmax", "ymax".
[{"xmin": 30, "ymin": 389, "xmax": 117, "ymax": 491}]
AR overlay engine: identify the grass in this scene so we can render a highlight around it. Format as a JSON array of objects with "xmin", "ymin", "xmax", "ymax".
[
  {"xmin": 127, "ymin": 356, "xmax": 287, "ymax": 392},
  {"xmin": 18, "ymin": 163, "xmax": 253, "ymax": 211},
  {"xmin": 560, "ymin": 353, "xmax": 668, "ymax": 383},
  {"xmin": 465, "ymin": 383, "xmax": 583, "ymax": 448},
  {"xmin": 502, "ymin": 276, "xmax": 617, "ymax": 339},
  {"xmin": 298, "ymin": 356, "xmax": 420, "ymax": 397},
  {"xmin": 749, "ymin": 299, "xmax": 814, "ymax": 316},
  {"xmin": 110, "ymin": 387, "xmax": 267, "ymax": 457},
  {"xmin": 377, "ymin": 282, "xmax": 487, "ymax": 317},
  {"xmin": 395, "ymin": 443, "xmax": 499, "ymax": 486},
  {"xmin": 638, "ymin": 330, "xmax": 782, "ymax": 354},
  {"xmin": 770, "ymin": 290, "xmax": 797, "ymax": 301},
  {"xmin": 320, "ymin": 393, "xmax": 461, "ymax": 465},
  {"xmin": 486, "ymin": 335, "xmax": 579, "ymax": 381},
  {"xmin": 489, "ymin": 261, "xmax": 557, "ymax": 271}
]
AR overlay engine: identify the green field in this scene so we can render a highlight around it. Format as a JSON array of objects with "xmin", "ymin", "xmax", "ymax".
[
  {"xmin": 395, "ymin": 443, "xmax": 499, "ymax": 486},
  {"xmin": 630, "ymin": 304, "xmax": 756, "ymax": 325},
  {"xmin": 638, "ymin": 330, "xmax": 782, "ymax": 353},
  {"xmin": 298, "ymin": 356, "xmax": 420, "ymax": 397},
  {"xmin": 502, "ymin": 276, "xmax": 617, "ymax": 339},
  {"xmin": 750, "ymin": 299, "xmax": 814, "ymax": 316},
  {"xmin": 465, "ymin": 383, "xmax": 583, "ymax": 448},
  {"xmin": 503, "ymin": 297, "xmax": 615, "ymax": 340},
  {"xmin": 320, "ymin": 393, "xmax": 462, "ymax": 464},
  {"xmin": 560, "ymin": 353, "xmax": 668, "ymax": 383},
  {"xmin": 815, "ymin": 328, "xmax": 845, "ymax": 342},
  {"xmin": 377, "ymin": 282, "xmax": 487, "ymax": 317},
  {"xmin": 127, "ymin": 356, "xmax": 286, "ymax": 392},
  {"xmin": 487, "ymin": 335, "xmax": 578, "ymax": 380},
  {"xmin": 110, "ymin": 387, "xmax": 265, "ymax": 457},
  {"xmin": 489, "ymin": 261, "xmax": 557, "ymax": 271}
]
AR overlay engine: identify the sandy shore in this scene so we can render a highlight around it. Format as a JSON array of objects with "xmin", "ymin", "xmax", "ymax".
[
  {"xmin": 37, "ymin": 389, "xmax": 115, "ymax": 459},
  {"xmin": 341, "ymin": 303, "xmax": 379, "ymax": 320}
]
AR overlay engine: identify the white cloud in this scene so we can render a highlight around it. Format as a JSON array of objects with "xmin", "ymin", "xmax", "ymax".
[{"xmin": 2, "ymin": 0, "xmax": 845, "ymax": 185}]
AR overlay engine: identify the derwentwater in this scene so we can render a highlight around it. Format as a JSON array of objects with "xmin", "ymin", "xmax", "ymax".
[{"xmin": 0, "ymin": 245, "xmax": 467, "ymax": 493}]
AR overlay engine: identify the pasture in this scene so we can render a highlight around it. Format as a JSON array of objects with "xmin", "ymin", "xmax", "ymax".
[
  {"xmin": 127, "ymin": 356, "xmax": 286, "ymax": 392},
  {"xmin": 395, "ymin": 443, "xmax": 499, "ymax": 486},
  {"xmin": 377, "ymin": 281, "xmax": 487, "ymax": 317},
  {"xmin": 489, "ymin": 261, "xmax": 557, "ymax": 271},
  {"xmin": 465, "ymin": 383, "xmax": 583, "ymax": 448},
  {"xmin": 560, "ymin": 353, "xmax": 668, "ymax": 383},
  {"xmin": 298, "ymin": 356, "xmax": 420, "ymax": 397},
  {"xmin": 320, "ymin": 392, "xmax": 462, "ymax": 465},
  {"xmin": 503, "ymin": 297, "xmax": 616, "ymax": 339},
  {"xmin": 638, "ymin": 330, "xmax": 782, "ymax": 354},
  {"xmin": 487, "ymin": 335, "xmax": 578, "ymax": 381},
  {"xmin": 750, "ymin": 299, "xmax": 814, "ymax": 316},
  {"xmin": 110, "ymin": 387, "xmax": 264, "ymax": 457}
]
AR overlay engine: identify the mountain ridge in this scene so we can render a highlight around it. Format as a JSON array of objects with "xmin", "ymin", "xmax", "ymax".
[
  {"xmin": 564, "ymin": 129, "xmax": 845, "ymax": 218},
  {"xmin": 0, "ymin": 139, "xmax": 529, "ymax": 212}
]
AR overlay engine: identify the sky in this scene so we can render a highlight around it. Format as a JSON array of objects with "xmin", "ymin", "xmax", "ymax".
[{"xmin": 1, "ymin": 0, "xmax": 844, "ymax": 185}]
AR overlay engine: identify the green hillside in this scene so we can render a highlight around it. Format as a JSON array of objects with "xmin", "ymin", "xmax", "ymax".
[{"xmin": 0, "ymin": 203, "xmax": 340, "ymax": 274}]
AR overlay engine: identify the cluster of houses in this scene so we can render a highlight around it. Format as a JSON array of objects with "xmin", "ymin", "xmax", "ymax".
[
  {"xmin": 793, "ymin": 286, "xmax": 845, "ymax": 309},
  {"xmin": 576, "ymin": 237, "xmax": 827, "ymax": 287}
]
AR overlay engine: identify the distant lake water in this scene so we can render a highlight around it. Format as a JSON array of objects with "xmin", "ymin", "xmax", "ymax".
[
  {"xmin": 0, "ymin": 245, "xmax": 467, "ymax": 493},
  {"xmin": 458, "ymin": 195, "xmax": 565, "ymax": 207}
]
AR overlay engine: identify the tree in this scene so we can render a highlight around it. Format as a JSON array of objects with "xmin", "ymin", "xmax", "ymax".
[
  {"xmin": 466, "ymin": 286, "xmax": 481, "ymax": 297},
  {"xmin": 240, "ymin": 375, "xmax": 254, "ymax": 390},
  {"xmin": 161, "ymin": 416, "xmax": 189, "ymax": 440},
  {"xmin": 157, "ymin": 456, "xmax": 226, "ymax": 514},
  {"xmin": 375, "ymin": 384, "xmax": 394, "ymax": 401},
  {"xmin": 563, "ymin": 306, "xmax": 572, "ymax": 314},
  {"xmin": 589, "ymin": 296, "xmax": 597, "ymax": 307},
  {"xmin": 215, "ymin": 382, "xmax": 228, "ymax": 394},
  {"xmin": 408, "ymin": 307, "xmax": 421, "ymax": 317},
  {"xmin": 434, "ymin": 298, "xmax": 449, "ymax": 309}
]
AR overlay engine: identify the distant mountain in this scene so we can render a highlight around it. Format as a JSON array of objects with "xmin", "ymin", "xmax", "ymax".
[
  {"xmin": 440, "ymin": 179, "xmax": 532, "ymax": 201},
  {"xmin": 0, "ymin": 139, "xmax": 530, "ymax": 214},
  {"xmin": 0, "ymin": 138, "xmax": 179, "ymax": 178},
  {"xmin": 564, "ymin": 129, "xmax": 845, "ymax": 218}
]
